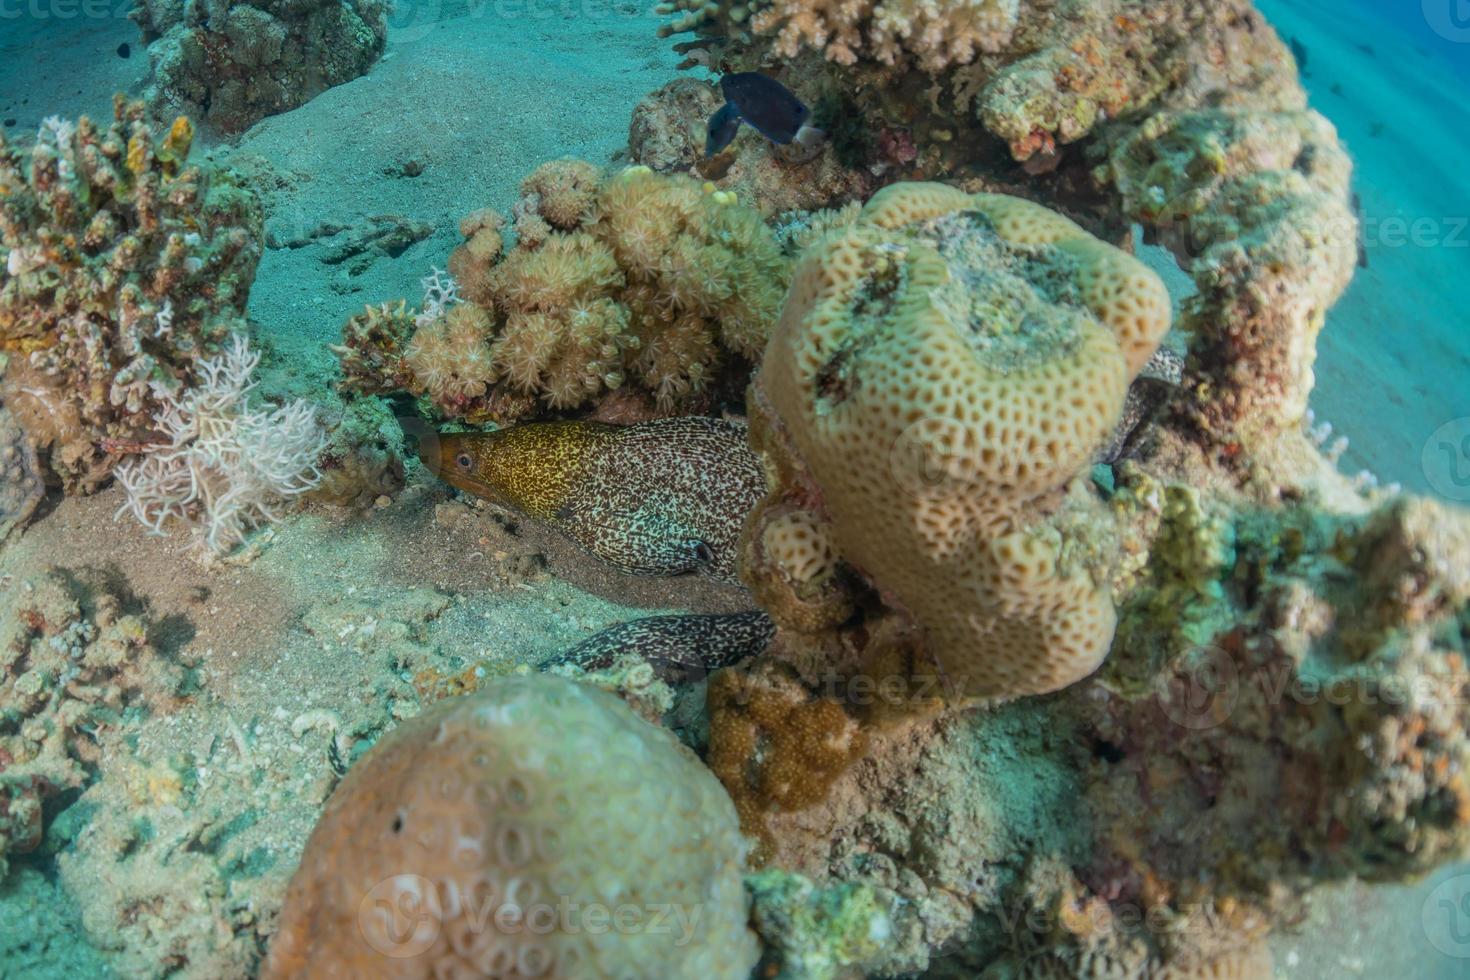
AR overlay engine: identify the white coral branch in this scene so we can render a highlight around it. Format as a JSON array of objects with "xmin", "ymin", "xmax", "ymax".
[{"xmin": 114, "ymin": 334, "xmax": 327, "ymax": 555}]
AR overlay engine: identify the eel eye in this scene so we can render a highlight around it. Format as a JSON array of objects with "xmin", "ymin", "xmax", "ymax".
[
  {"xmin": 692, "ymin": 540, "xmax": 714, "ymax": 564},
  {"xmin": 455, "ymin": 453, "xmax": 473, "ymax": 470}
]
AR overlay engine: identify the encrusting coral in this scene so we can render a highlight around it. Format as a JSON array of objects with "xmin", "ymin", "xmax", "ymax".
[
  {"xmin": 747, "ymin": 182, "xmax": 1171, "ymax": 700},
  {"xmin": 131, "ymin": 0, "xmax": 389, "ymax": 134},
  {"xmin": 338, "ymin": 162, "xmax": 789, "ymax": 423},
  {"xmin": 114, "ymin": 335, "xmax": 327, "ymax": 555},
  {"xmin": 263, "ymin": 674, "xmax": 760, "ymax": 978},
  {"xmin": 0, "ymin": 98, "xmax": 264, "ymax": 493}
]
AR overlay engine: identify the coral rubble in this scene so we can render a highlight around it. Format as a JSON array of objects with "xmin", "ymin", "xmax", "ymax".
[
  {"xmin": 0, "ymin": 569, "xmax": 187, "ymax": 878},
  {"xmin": 131, "ymin": 0, "xmax": 389, "ymax": 133},
  {"xmin": 0, "ymin": 99, "xmax": 264, "ymax": 493},
  {"xmin": 264, "ymin": 674, "xmax": 760, "ymax": 978}
]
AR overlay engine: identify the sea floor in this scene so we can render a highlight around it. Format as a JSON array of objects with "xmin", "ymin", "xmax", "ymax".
[{"xmin": 1, "ymin": 0, "xmax": 1468, "ymax": 976}]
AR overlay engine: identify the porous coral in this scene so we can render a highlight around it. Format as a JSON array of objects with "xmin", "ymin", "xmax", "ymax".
[
  {"xmin": 264, "ymin": 675, "xmax": 760, "ymax": 978},
  {"xmin": 747, "ymin": 182, "xmax": 1170, "ymax": 701},
  {"xmin": 0, "ymin": 99, "xmax": 264, "ymax": 492},
  {"xmin": 131, "ymin": 0, "xmax": 388, "ymax": 133},
  {"xmin": 114, "ymin": 335, "xmax": 326, "ymax": 555},
  {"xmin": 341, "ymin": 163, "xmax": 789, "ymax": 423},
  {"xmin": 0, "ymin": 569, "xmax": 186, "ymax": 878}
]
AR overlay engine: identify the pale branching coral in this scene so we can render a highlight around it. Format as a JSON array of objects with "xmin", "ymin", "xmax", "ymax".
[
  {"xmin": 0, "ymin": 98, "xmax": 264, "ymax": 492},
  {"xmin": 114, "ymin": 335, "xmax": 326, "ymax": 555}
]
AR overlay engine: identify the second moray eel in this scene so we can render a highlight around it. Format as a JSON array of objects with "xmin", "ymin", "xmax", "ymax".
[{"xmin": 419, "ymin": 416, "xmax": 765, "ymax": 583}]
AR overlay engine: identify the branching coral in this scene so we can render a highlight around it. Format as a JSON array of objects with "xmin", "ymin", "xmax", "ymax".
[
  {"xmin": 0, "ymin": 98, "xmax": 264, "ymax": 492},
  {"xmin": 339, "ymin": 163, "xmax": 789, "ymax": 423},
  {"xmin": 114, "ymin": 335, "xmax": 326, "ymax": 555}
]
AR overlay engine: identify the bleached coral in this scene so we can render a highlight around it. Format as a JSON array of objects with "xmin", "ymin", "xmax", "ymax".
[{"xmin": 114, "ymin": 335, "xmax": 326, "ymax": 555}]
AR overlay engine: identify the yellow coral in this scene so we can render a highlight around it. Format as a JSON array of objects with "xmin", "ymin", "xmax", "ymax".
[
  {"xmin": 409, "ymin": 163, "xmax": 788, "ymax": 419},
  {"xmin": 405, "ymin": 302, "xmax": 496, "ymax": 406},
  {"xmin": 753, "ymin": 183, "xmax": 1170, "ymax": 700}
]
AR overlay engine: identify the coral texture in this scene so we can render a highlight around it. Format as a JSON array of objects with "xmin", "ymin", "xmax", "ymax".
[
  {"xmin": 421, "ymin": 416, "xmax": 766, "ymax": 583},
  {"xmin": 114, "ymin": 335, "xmax": 326, "ymax": 555},
  {"xmin": 0, "ymin": 569, "xmax": 185, "ymax": 878},
  {"xmin": 342, "ymin": 163, "xmax": 789, "ymax": 423},
  {"xmin": 131, "ymin": 0, "xmax": 388, "ymax": 133},
  {"xmin": 0, "ymin": 405, "xmax": 43, "ymax": 541},
  {"xmin": 749, "ymin": 182, "xmax": 1170, "ymax": 700},
  {"xmin": 0, "ymin": 99, "xmax": 264, "ymax": 492},
  {"xmin": 264, "ymin": 675, "xmax": 759, "ymax": 978}
]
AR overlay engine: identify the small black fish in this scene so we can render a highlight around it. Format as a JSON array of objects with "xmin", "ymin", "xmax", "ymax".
[
  {"xmin": 116, "ymin": 42, "xmax": 131, "ymax": 59},
  {"xmin": 706, "ymin": 72, "xmax": 809, "ymax": 156}
]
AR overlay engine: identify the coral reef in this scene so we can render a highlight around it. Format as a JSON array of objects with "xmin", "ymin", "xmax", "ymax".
[
  {"xmin": 746, "ymin": 869, "xmax": 894, "ymax": 980},
  {"xmin": 131, "ymin": 0, "xmax": 389, "ymax": 134},
  {"xmin": 0, "ymin": 99, "xmax": 264, "ymax": 492},
  {"xmin": 0, "ymin": 569, "xmax": 187, "ymax": 878},
  {"xmin": 747, "ymin": 182, "xmax": 1170, "ymax": 700},
  {"xmin": 114, "ymin": 335, "xmax": 327, "ymax": 555},
  {"xmin": 627, "ymin": 78, "xmax": 875, "ymax": 217},
  {"xmin": 339, "ymin": 163, "xmax": 789, "ymax": 422},
  {"xmin": 264, "ymin": 674, "xmax": 760, "ymax": 978},
  {"xmin": 658, "ymin": 0, "xmax": 1355, "ymax": 455},
  {"xmin": 421, "ymin": 416, "xmax": 766, "ymax": 583}
]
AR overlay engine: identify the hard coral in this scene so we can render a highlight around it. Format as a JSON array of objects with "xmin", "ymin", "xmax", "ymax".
[
  {"xmin": 264, "ymin": 675, "xmax": 759, "ymax": 978},
  {"xmin": 0, "ymin": 98, "xmax": 264, "ymax": 492},
  {"xmin": 132, "ymin": 0, "xmax": 388, "ymax": 133},
  {"xmin": 748, "ymin": 182, "xmax": 1170, "ymax": 701},
  {"xmin": 343, "ymin": 163, "xmax": 789, "ymax": 423},
  {"xmin": 0, "ymin": 406, "xmax": 43, "ymax": 542}
]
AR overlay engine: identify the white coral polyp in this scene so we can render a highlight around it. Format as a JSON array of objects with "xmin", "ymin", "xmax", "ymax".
[{"xmin": 114, "ymin": 334, "xmax": 326, "ymax": 555}]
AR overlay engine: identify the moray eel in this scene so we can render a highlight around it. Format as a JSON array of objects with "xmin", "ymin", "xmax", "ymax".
[
  {"xmin": 542, "ymin": 611, "xmax": 776, "ymax": 681},
  {"xmin": 419, "ymin": 416, "xmax": 766, "ymax": 583}
]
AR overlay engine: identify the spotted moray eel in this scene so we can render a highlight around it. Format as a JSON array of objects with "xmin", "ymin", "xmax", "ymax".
[{"xmin": 421, "ymin": 416, "xmax": 766, "ymax": 583}]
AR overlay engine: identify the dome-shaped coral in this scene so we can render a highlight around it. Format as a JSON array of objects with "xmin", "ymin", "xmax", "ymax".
[
  {"xmin": 749, "ymin": 182, "xmax": 1171, "ymax": 701},
  {"xmin": 264, "ymin": 674, "xmax": 759, "ymax": 978}
]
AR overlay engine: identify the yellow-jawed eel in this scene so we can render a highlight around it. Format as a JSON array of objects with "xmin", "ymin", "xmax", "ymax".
[{"xmin": 419, "ymin": 416, "xmax": 767, "ymax": 583}]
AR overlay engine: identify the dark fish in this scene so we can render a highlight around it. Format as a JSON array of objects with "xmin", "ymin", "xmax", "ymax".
[{"xmin": 705, "ymin": 72, "xmax": 809, "ymax": 156}]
